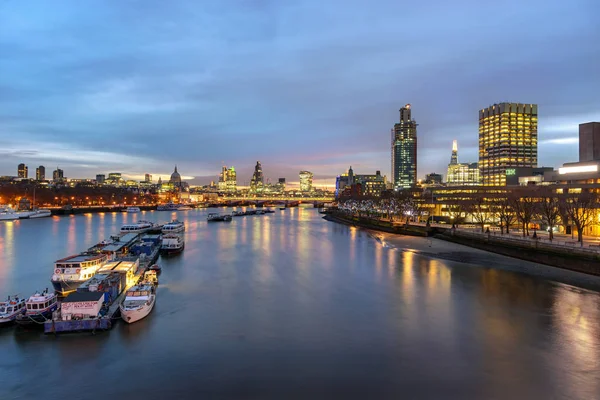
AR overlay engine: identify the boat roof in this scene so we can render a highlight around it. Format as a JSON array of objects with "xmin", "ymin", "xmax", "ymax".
[
  {"xmin": 101, "ymin": 233, "xmax": 139, "ymax": 252},
  {"xmin": 141, "ymin": 234, "xmax": 161, "ymax": 240},
  {"xmin": 28, "ymin": 293, "xmax": 55, "ymax": 303},
  {"xmin": 99, "ymin": 260, "xmax": 137, "ymax": 273},
  {"xmin": 55, "ymin": 253, "xmax": 107, "ymax": 263},
  {"xmin": 63, "ymin": 291, "xmax": 104, "ymax": 303},
  {"xmin": 128, "ymin": 284, "xmax": 153, "ymax": 291}
]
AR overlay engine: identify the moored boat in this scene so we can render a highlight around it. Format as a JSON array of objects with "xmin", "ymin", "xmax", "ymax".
[
  {"xmin": 156, "ymin": 203, "xmax": 179, "ymax": 211},
  {"xmin": 51, "ymin": 253, "xmax": 111, "ymax": 296},
  {"xmin": 160, "ymin": 234, "xmax": 185, "ymax": 255},
  {"xmin": 232, "ymin": 211, "xmax": 245, "ymax": 217},
  {"xmin": 120, "ymin": 283, "xmax": 156, "ymax": 324},
  {"xmin": 120, "ymin": 220, "xmax": 155, "ymax": 235},
  {"xmin": 162, "ymin": 220, "xmax": 185, "ymax": 234},
  {"xmin": 15, "ymin": 290, "xmax": 59, "ymax": 327},
  {"xmin": 0, "ymin": 296, "xmax": 26, "ymax": 326},
  {"xmin": 148, "ymin": 263, "xmax": 162, "ymax": 273},
  {"xmin": 28, "ymin": 209, "xmax": 52, "ymax": 219},
  {"xmin": 126, "ymin": 206, "xmax": 141, "ymax": 213},
  {"xmin": 207, "ymin": 213, "xmax": 232, "ymax": 222}
]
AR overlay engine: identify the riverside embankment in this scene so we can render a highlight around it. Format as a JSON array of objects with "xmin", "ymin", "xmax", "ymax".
[{"xmin": 324, "ymin": 211, "xmax": 600, "ymax": 277}]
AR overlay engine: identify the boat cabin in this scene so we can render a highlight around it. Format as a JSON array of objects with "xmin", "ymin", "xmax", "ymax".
[
  {"xmin": 0, "ymin": 298, "xmax": 25, "ymax": 315},
  {"xmin": 26, "ymin": 292, "xmax": 57, "ymax": 314}
]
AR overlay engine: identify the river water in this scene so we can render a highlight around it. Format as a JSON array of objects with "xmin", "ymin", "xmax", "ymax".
[{"xmin": 1, "ymin": 208, "xmax": 599, "ymax": 399}]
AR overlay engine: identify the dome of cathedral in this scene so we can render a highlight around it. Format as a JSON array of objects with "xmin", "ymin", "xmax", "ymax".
[{"xmin": 170, "ymin": 165, "xmax": 181, "ymax": 184}]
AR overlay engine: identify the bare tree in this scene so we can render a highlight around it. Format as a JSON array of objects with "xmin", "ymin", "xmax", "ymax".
[
  {"xmin": 536, "ymin": 186, "xmax": 561, "ymax": 241},
  {"xmin": 510, "ymin": 189, "xmax": 537, "ymax": 237},
  {"xmin": 558, "ymin": 190, "xmax": 597, "ymax": 245},
  {"xmin": 465, "ymin": 194, "xmax": 490, "ymax": 233},
  {"xmin": 494, "ymin": 197, "xmax": 516, "ymax": 235}
]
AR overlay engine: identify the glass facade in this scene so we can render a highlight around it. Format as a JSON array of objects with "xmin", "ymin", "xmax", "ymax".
[
  {"xmin": 391, "ymin": 104, "xmax": 418, "ymax": 190},
  {"xmin": 479, "ymin": 103, "xmax": 538, "ymax": 186}
]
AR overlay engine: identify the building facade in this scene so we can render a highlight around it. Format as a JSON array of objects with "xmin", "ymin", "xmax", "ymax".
[
  {"xmin": 218, "ymin": 166, "xmax": 237, "ymax": 192},
  {"xmin": 299, "ymin": 171, "xmax": 313, "ymax": 192},
  {"xmin": 579, "ymin": 122, "xmax": 600, "ymax": 162},
  {"xmin": 35, "ymin": 165, "xmax": 45, "ymax": 181},
  {"xmin": 425, "ymin": 173, "xmax": 443, "ymax": 185},
  {"xmin": 17, "ymin": 163, "xmax": 28, "ymax": 179},
  {"xmin": 145, "ymin": 173, "xmax": 152, "ymax": 183},
  {"xmin": 96, "ymin": 174, "xmax": 105, "ymax": 184},
  {"xmin": 391, "ymin": 104, "xmax": 418, "ymax": 190},
  {"xmin": 479, "ymin": 102, "xmax": 538, "ymax": 186},
  {"xmin": 250, "ymin": 161, "xmax": 264, "ymax": 192},
  {"xmin": 53, "ymin": 168, "xmax": 64, "ymax": 182},
  {"xmin": 446, "ymin": 140, "xmax": 480, "ymax": 186}
]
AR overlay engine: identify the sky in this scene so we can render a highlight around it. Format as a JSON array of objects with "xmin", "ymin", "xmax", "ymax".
[{"xmin": 1, "ymin": 0, "xmax": 599, "ymax": 187}]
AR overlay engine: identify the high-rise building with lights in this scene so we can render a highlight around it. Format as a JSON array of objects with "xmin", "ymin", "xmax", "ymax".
[
  {"xmin": 446, "ymin": 140, "xmax": 480, "ymax": 186},
  {"xmin": 35, "ymin": 165, "xmax": 45, "ymax": 181},
  {"xmin": 218, "ymin": 166, "xmax": 237, "ymax": 192},
  {"xmin": 53, "ymin": 167, "xmax": 64, "ymax": 182},
  {"xmin": 250, "ymin": 161, "xmax": 264, "ymax": 192},
  {"xmin": 299, "ymin": 171, "xmax": 313, "ymax": 192},
  {"xmin": 479, "ymin": 103, "xmax": 538, "ymax": 186},
  {"xmin": 145, "ymin": 173, "xmax": 152, "ymax": 182},
  {"xmin": 17, "ymin": 163, "xmax": 28, "ymax": 179},
  {"xmin": 391, "ymin": 104, "xmax": 418, "ymax": 190}
]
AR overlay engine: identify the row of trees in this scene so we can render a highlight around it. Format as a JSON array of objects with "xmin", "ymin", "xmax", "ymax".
[{"xmin": 340, "ymin": 186, "xmax": 600, "ymax": 244}]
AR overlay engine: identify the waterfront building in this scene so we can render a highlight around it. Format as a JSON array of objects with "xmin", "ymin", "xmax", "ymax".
[
  {"xmin": 96, "ymin": 174, "xmax": 105, "ymax": 184},
  {"xmin": 250, "ymin": 161, "xmax": 264, "ymax": 192},
  {"xmin": 391, "ymin": 104, "xmax": 418, "ymax": 190},
  {"xmin": 446, "ymin": 140, "xmax": 480, "ymax": 186},
  {"xmin": 17, "ymin": 163, "xmax": 28, "ymax": 179},
  {"xmin": 579, "ymin": 122, "xmax": 600, "ymax": 162},
  {"xmin": 145, "ymin": 173, "xmax": 152, "ymax": 183},
  {"xmin": 425, "ymin": 173, "xmax": 443, "ymax": 185},
  {"xmin": 53, "ymin": 168, "xmax": 64, "ymax": 182},
  {"xmin": 35, "ymin": 165, "xmax": 45, "ymax": 181},
  {"xmin": 479, "ymin": 102, "xmax": 538, "ymax": 186},
  {"xmin": 336, "ymin": 167, "xmax": 385, "ymax": 198},
  {"xmin": 299, "ymin": 171, "xmax": 313, "ymax": 192}
]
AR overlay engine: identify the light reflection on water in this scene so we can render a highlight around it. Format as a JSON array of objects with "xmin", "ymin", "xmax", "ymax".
[{"xmin": 0, "ymin": 209, "xmax": 599, "ymax": 399}]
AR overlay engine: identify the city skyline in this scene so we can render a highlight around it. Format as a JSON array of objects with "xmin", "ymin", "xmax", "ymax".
[{"xmin": 1, "ymin": 1, "xmax": 599, "ymax": 184}]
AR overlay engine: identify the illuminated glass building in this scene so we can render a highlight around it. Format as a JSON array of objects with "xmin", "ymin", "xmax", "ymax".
[
  {"xmin": 299, "ymin": 171, "xmax": 313, "ymax": 192},
  {"xmin": 35, "ymin": 165, "xmax": 45, "ymax": 181},
  {"xmin": 479, "ymin": 103, "xmax": 538, "ymax": 186},
  {"xmin": 446, "ymin": 140, "xmax": 480, "ymax": 186},
  {"xmin": 250, "ymin": 161, "xmax": 264, "ymax": 192},
  {"xmin": 17, "ymin": 163, "xmax": 28, "ymax": 179},
  {"xmin": 391, "ymin": 104, "xmax": 417, "ymax": 190}
]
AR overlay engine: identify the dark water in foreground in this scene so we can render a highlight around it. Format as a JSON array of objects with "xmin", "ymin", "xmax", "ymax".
[{"xmin": 1, "ymin": 208, "xmax": 599, "ymax": 399}]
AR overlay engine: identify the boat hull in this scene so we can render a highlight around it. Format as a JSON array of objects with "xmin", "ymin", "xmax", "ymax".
[
  {"xmin": 51, "ymin": 279, "xmax": 85, "ymax": 296},
  {"xmin": 121, "ymin": 298, "xmax": 155, "ymax": 324},
  {"xmin": 160, "ymin": 243, "xmax": 184, "ymax": 255},
  {"xmin": 15, "ymin": 307, "xmax": 58, "ymax": 328}
]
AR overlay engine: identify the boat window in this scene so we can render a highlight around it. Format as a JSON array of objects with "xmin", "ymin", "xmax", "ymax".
[
  {"xmin": 0, "ymin": 306, "xmax": 5, "ymax": 313},
  {"xmin": 32, "ymin": 304, "xmax": 38, "ymax": 310}
]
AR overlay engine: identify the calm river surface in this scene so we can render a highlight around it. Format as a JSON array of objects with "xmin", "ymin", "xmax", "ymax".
[{"xmin": 1, "ymin": 208, "xmax": 599, "ymax": 399}]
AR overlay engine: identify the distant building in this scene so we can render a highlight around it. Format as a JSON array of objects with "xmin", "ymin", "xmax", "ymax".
[
  {"xmin": 107, "ymin": 172, "xmax": 122, "ymax": 186},
  {"xmin": 425, "ymin": 173, "xmax": 443, "ymax": 185},
  {"xmin": 479, "ymin": 102, "xmax": 538, "ymax": 186},
  {"xmin": 35, "ymin": 165, "xmax": 45, "ymax": 181},
  {"xmin": 391, "ymin": 104, "xmax": 418, "ymax": 190},
  {"xmin": 145, "ymin": 173, "xmax": 152, "ymax": 182},
  {"xmin": 446, "ymin": 140, "xmax": 480, "ymax": 186},
  {"xmin": 96, "ymin": 174, "xmax": 105, "ymax": 184},
  {"xmin": 169, "ymin": 166, "xmax": 182, "ymax": 188},
  {"xmin": 579, "ymin": 122, "xmax": 600, "ymax": 162},
  {"xmin": 53, "ymin": 168, "xmax": 64, "ymax": 182},
  {"xmin": 218, "ymin": 166, "xmax": 237, "ymax": 192},
  {"xmin": 337, "ymin": 167, "xmax": 385, "ymax": 198},
  {"xmin": 18, "ymin": 163, "xmax": 28, "ymax": 179},
  {"xmin": 299, "ymin": 171, "xmax": 313, "ymax": 192},
  {"xmin": 250, "ymin": 161, "xmax": 264, "ymax": 192}
]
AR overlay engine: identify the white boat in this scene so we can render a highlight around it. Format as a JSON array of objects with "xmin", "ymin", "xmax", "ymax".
[
  {"xmin": 120, "ymin": 283, "xmax": 156, "ymax": 323},
  {"xmin": 0, "ymin": 211, "xmax": 19, "ymax": 221},
  {"xmin": 51, "ymin": 253, "xmax": 111, "ymax": 295},
  {"xmin": 160, "ymin": 234, "xmax": 184, "ymax": 254},
  {"xmin": 126, "ymin": 206, "xmax": 141, "ymax": 213},
  {"xmin": 177, "ymin": 205, "xmax": 193, "ymax": 211},
  {"xmin": 0, "ymin": 296, "xmax": 26, "ymax": 326},
  {"xmin": 120, "ymin": 220, "xmax": 155, "ymax": 235},
  {"xmin": 162, "ymin": 220, "xmax": 185, "ymax": 234},
  {"xmin": 28, "ymin": 209, "xmax": 52, "ymax": 219},
  {"xmin": 15, "ymin": 290, "xmax": 59, "ymax": 327}
]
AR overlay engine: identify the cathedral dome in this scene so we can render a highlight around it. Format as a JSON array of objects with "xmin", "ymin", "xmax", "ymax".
[{"xmin": 170, "ymin": 165, "xmax": 181, "ymax": 184}]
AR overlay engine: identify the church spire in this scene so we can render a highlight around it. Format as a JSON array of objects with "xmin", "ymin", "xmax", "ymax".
[{"xmin": 174, "ymin": 165, "xmax": 178, "ymax": 173}]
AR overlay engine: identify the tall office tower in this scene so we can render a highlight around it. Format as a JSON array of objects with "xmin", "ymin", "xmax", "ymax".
[
  {"xmin": 145, "ymin": 173, "xmax": 152, "ymax": 182},
  {"xmin": 250, "ymin": 161, "xmax": 264, "ymax": 192},
  {"xmin": 35, "ymin": 165, "xmax": 45, "ymax": 181},
  {"xmin": 53, "ymin": 167, "xmax": 64, "ymax": 182},
  {"xmin": 391, "ymin": 104, "xmax": 418, "ymax": 190},
  {"xmin": 299, "ymin": 171, "xmax": 313, "ymax": 192},
  {"xmin": 450, "ymin": 140, "xmax": 458, "ymax": 165},
  {"xmin": 479, "ymin": 103, "xmax": 538, "ymax": 186},
  {"xmin": 218, "ymin": 166, "xmax": 229, "ymax": 191},
  {"xmin": 578, "ymin": 122, "xmax": 600, "ymax": 162},
  {"xmin": 18, "ymin": 163, "xmax": 28, "ymax": 178},
  {"xmin": 226, "ymin": 166, "xmax": 237, "ymax": 192},
  {"xmin": 96, "ymin": 174, "xmax": 106, "ymax": 184}
]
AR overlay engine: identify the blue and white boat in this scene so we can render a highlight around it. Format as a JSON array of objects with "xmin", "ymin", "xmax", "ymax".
[
  {"xmin": 0, "ymin": 296, "xmax": 26, "ymax": 326},
  {"xmin": 15, "ymin": 290, "xmax": 59, "ymax": 328}
]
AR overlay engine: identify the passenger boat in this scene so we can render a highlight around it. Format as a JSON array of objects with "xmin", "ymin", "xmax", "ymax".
[
  {"xmin": 120, "ymin": 283, "xmax": 156, "ymax": 324},
  {"xmin": 177, "ymin": 205, "xmax": 192, "ymax": 211},
  {"xmin": 207, "ymin": 213, "xmax": 232, "ymax": 222},
  {"xmin": 15, "ymin": 290, "xmax": 59, "ymax": 327},
  {"xmin": 0, "ymin": 205, "xmax": 19, "ymax": 221},
  {"xmin": 0, "ymin": 296, "xmax": 26, "ymax": 326},
  {"xmin": 160, "ymin": 234, "xmax": 184, "ymax": 254},
  {"xmin": 126, "ymin": 206, "xmax": 141, "ymax": 213},
  {"xmin": 162, "ymin": 219, "xmax": 185, "ymax": 234},
  {"xmin": 51, "ymin": 253, "xmax": 111, "ymax": 296},
  {"xmin": 119, "ymin": 220, "xmax": 155, "ymax": 235}
]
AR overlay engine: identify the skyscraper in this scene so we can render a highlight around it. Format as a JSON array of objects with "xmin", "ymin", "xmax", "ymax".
[
  {"xmin": 479, "ymin": 103, "xmax": 538, "ymax": 186},
  {"xmin": 145, "ymin": 173, "xmax": 152, "ymax": 182},
  {"xmin": 17, "ymin": 163, "xmax": 28, "ymax": 179},
  {"xmin": 446, "ymin": 140, "xmax": 480, "ymax": 186},
  {"xmin": 299, "ymin": 171, "xmax": 313, "ymax": 192},
  {"xmin": 226, "ymin": 166, "xmax": 237, "ymax": 192},
  {"xmin": 450, "ymin": 140, "xmax": 458, "ymax": 165},
  {"xmin": 35, "ymin": 165, "xmax": 45, "ymax": 181},
  {"xmin": 391, "ymin": 104, "xmax": 418, "ymax": 190},
  {"xmin": 578, "ymin": 122, "xmax": 600, "ymax": 162},
  {"xmin": 53, "ymin": 167, "xmax": 64, "ymax": 182},
  {"xmin": 250, "ymin": 161, "xmax": 264, "ymax": 192}
]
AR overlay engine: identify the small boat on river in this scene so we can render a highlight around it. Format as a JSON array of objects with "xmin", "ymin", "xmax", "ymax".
[
  {"xmin": 0, "ymin": 296, "xmax": 26, "ymax": 326},
  {"xmin": 126, "ymin": 206, "xmax": 141, "ymax": 213},
  {"xmin": 15, "ymin": 290, "xmax": 59, "ymax": 328},
  {"xmin": 207, "ymin": 213, "xmax": 232, "ymax": 222},
  {"xmin": 160, "ymin": 234, "xmax": 185, "ymax": 255},
  {"xmin": 162, "ymin": 220, "xmax": 185, "ymax": 234},
  {"xmin": 120, "ymin": 220, "xmax": 155, "ymax": 235},
  {"xmin": 120, "ymin": 283, "xmax": 156, "ymax": 324}
]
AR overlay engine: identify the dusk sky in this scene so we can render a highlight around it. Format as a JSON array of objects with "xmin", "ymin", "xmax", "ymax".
[{"xmin": 1, "ymin": 0, "xmax": 599, "ymax": 187}]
